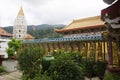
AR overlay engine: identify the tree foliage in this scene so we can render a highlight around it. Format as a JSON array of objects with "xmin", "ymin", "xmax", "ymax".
[
  {"xmin": 18, "ymin": 45, "xmax": 46, "ymax": 79},
  {"xmin": 28, "ymin": 28, "xmax": 63, "ymax": 39},
  {"xmin": 6, "ymin": 38, "xmax": 22, "ymax": 58},
  {"xmin": 48, "ymin": 51, "xmax": 84, "ymax": 80}
]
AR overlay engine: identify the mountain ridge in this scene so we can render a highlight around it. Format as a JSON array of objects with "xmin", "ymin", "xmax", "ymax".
[
  {"xmin": 3, "ymin": 24, "xmax": 65, "ymax": 33},
  {"xmin": 3, "ymin": 24, "xmax": 65, "ymax": 38}
]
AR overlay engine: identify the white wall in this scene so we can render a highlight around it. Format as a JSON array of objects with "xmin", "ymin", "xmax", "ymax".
[{"xmin": 0, "ymin": 39, "xmax": 10, "ymax": 58}]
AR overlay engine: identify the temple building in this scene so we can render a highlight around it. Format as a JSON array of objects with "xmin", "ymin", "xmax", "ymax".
[
  {"xmin": 24, "ymin": 16, "xmax": 119, "ymax": 66},
  {"xmin": 24, "ymin": 34, "xmax": 34, "ymax": 40},
  {"xmin": 54, "ymin": 16, "xmax": 112, "ymax": 63},
  {"xmin": 23, "ymin": 0, "xmax": 120, "ymax": 70}
]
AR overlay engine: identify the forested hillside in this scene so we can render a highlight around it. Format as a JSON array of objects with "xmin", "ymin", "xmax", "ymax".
[{"xmin": 3, "ymin": 24, "xmax": 65, "ymax": 39}]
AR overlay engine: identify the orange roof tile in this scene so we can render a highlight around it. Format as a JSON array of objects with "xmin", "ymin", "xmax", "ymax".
[
  {"xmin": 0, "ymin": 27, "xmax": 12, "ymax": 36},
  {"xmin": 24, "ymin": 34, "xmax": 34, "ymax": 40}
]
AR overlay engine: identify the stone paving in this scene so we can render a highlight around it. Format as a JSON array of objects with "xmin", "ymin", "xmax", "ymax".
[{"xmin": 0, "ymin": 70, "xmax": 22, "ymax": 80}]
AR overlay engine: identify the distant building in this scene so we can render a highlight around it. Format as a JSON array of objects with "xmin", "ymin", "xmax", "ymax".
[
  {"xmin": 0, "ymin": 27, "xmax": 12, "ymax": 58},
  {"xmin": 13, "ymin": 7, "xmax": 27, "ymax": 40},
  {"xmin": 24, "ymin": 34, "xmax": 34, "ymax": 40},
  {"xmin": 13, "ymin": 6, "xmax": 34, "ymax": 40}
]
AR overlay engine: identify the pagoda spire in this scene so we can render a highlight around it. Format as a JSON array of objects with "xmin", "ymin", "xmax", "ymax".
[{"xmin": 18, "ymin": 6, "xmax": 24, "ymax": 16}]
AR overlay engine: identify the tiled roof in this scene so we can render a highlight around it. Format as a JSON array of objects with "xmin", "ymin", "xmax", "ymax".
[
  {"xmin": 55, "ymin": 16, "xmax": 105, "ymax": 33},
  {"xmin": 0, "ymin": 27, "xmax": 12, "ymax": 36},
  {"xmin": 24, "ymin": 34, "xmax": 34, "ymax": 40}
]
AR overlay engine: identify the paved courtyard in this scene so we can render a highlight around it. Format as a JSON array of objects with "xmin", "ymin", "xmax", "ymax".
[{"xmin": 0, "ymin": 70, "xmax": 22, "ymax": 80}]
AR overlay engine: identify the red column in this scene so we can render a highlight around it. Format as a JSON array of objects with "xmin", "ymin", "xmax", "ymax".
[{"xmin": 108, "ymin": 39, "xmax": 113, "ymax": 65}]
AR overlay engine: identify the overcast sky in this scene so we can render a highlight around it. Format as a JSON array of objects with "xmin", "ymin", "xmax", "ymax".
[{"xmin": 0, "ymin": 0, "xmax": 108, "ymax": 27}]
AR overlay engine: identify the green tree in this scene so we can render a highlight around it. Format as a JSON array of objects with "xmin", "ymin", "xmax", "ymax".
[
  {"xmin": 18, "ymin": 46, "xmax": 45, "ymax": 79},
  {"xmin": 6, "ymin": 38, "xmax": 22, "ymax": 58}
]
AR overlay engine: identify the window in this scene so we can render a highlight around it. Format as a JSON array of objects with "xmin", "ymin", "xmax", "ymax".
[
  {"xmin": 19, "ymin": 30, "xmax": 21, "ymax": 32},
  {"xmin": 19, "ymin": 35, "xmax": 21, "ymax": 38}
]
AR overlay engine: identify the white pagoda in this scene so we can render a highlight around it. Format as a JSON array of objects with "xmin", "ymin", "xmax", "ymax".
[{"xmin": 13, "ymin": 7, "xmax": 27, "ymax": 40}]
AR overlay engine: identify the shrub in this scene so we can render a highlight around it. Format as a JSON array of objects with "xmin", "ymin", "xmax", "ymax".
[
  {"xmin": 84, "ymin": 59, "xmax": 107, "ymax": 79},
  {"xmin": 48, "ymin": 52, "xmax": 84, "ymax": 80},
  {"xmin": 94, "ymin": 61, "xmax": 107, "ymax": 80},
  {"xmin": 32, "ymin": 73, "xmax": 52, "ymax": 80},
  {"xmin": 6, "ymin": 48, "xmax": 15, "ymax": 59},
  {"xmin": 18, "ymin": 46, "xmax": 45, "ymax": 79},
  {"xmin": 6, "ymin": 38, "xmax": 22, "ymax": 59},
  {"xmin": 52, "ymin": 51, "xmax": 82, "ymax": 64},
  {"xmin": 68, "ymin": 51, "xmax": 83, "ymax": 65},
  {"xmin": 22, "ymin": 73, "xmax": 52, "ymax": 80},
  {"xmin": 0, "ymin": 66, "xmax": 6, "ymax": 73},
  {"xmin": 104, "ymin": 73, "xmax": 120, "ymax": 80},
  {"xmin": 52, "ymin": 49, "xmax": 63, "ymax": 58},
  {"xmin": 84, "ymin": 59, "xmax": 96, "ymax": 78}
]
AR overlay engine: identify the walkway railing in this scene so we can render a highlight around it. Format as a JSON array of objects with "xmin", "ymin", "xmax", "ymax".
[{"xmin": 23, "ymin": 33, "xmax": 103, "ymax": 44}]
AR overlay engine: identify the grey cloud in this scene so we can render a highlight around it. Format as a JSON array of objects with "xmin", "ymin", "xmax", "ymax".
[{"xmin": 0, "ymin": 0, "xmax": 108, "ymax": 26}]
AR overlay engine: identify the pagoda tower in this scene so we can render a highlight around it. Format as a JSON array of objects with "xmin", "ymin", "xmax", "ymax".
[{"xmin": 13, "ymin": 7, "xmax": 27, "ymax": 40}]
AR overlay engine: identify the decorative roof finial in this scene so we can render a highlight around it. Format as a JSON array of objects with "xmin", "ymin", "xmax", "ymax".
[{"xmin": 18, "ymin": 6, "xmax": 24, "ymax": 16}]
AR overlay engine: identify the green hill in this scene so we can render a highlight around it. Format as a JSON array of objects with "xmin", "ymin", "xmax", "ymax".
[{"xmin": 3, "ymin": 24, "xmax": 65, "ymax": 39}]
